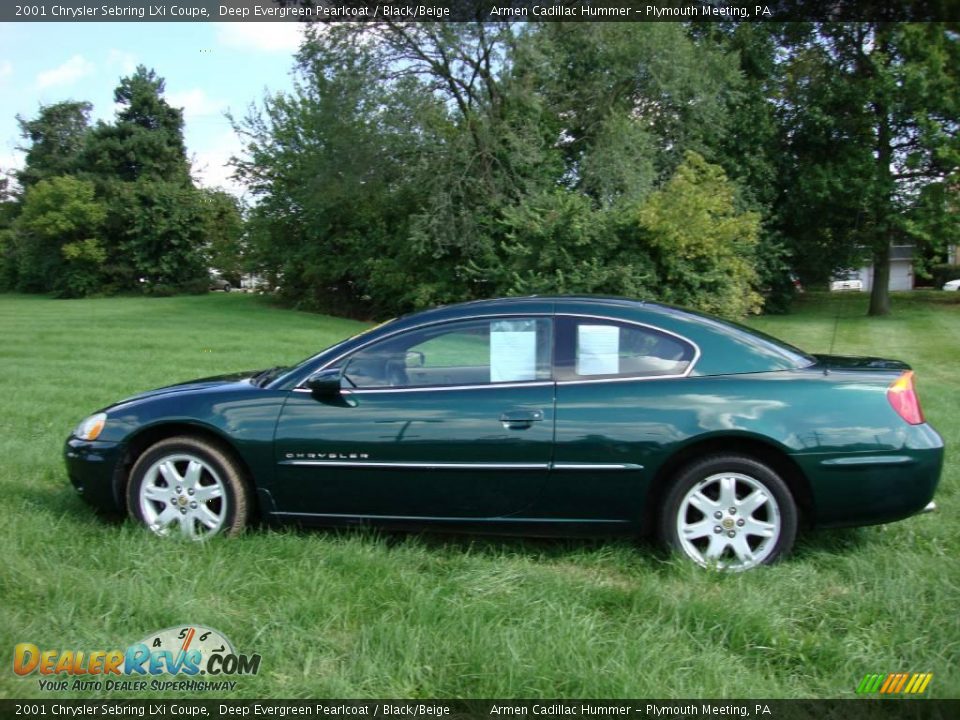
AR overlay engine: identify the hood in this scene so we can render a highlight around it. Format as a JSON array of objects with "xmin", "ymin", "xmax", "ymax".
[{"xmin": 112, "ymin": 369, "xmax": 262, "ymax": 406}]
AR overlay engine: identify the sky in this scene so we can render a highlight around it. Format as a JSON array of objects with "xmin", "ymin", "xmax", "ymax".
[{"xmin": 0, "ymin": 21, "xmax": 308, "ymax": 196}]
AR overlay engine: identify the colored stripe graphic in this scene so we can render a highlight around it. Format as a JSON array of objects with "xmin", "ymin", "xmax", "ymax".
[
  {"xmin": 857, "ymin": 672, "xmax": 932, "ymax": 694},
  {"xmin": 856, "ymin": 674, "xmax": 884, "ymax": 693}
]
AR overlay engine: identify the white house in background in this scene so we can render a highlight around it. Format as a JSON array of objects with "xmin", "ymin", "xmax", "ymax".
[{"xmin": 857, "ymin": 244, "xmax": 915, "ymax": 292}]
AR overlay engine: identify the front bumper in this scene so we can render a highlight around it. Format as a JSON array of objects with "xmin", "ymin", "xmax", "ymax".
[{"xmin": 64, "ymin": 437, "xmax": 126, "ymax": 513}]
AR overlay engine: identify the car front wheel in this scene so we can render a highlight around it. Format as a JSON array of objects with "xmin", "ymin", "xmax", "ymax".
[
  {"xmin": 660, "ymin": 454, "xmax": 797, "ymax": 571},
  {"xmin": 127, "ymin": 436, "xmax": 250, "ymax": 539}
]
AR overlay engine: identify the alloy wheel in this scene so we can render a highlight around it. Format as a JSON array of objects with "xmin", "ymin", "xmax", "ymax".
[
  {"xmin": 138, "ymin": 453, "xmax": 227, "ymax": 539},
  {"xmin": 675, "ymin": 471, "xmax": 782, "ymax": 571}
]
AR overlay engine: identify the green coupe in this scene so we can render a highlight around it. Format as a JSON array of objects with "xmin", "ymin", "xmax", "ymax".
[{"xmin": 65, "ymin": 296, "xmax": 943, "ymax": 571}]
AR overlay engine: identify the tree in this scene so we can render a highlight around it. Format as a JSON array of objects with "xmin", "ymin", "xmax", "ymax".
[
  {"xmin": 532, "ymin": 23, "xmax": 742, "ymax": 193},
  {"xmin": 81, "ymin": 66, "xmax": 207, "ymax": 292},
  {"xmin": 0, "ymin": 174, "xmax": 19, "ymax": 289},
  {"xmin": 235, "ymin": 26, "xmax": 446, "ymax": 314},
  {"xmin": 779, "ymin": 23, "xmax": 960, "ymax": 315},
  {"xmin": 7, "ymin": 67, "xmax": 216, "ymax": 297},
  {"xmin": 202, "ymin": 189, "xmax": 245, "ymax": 284},
  {"xmin": 12, "ymin": 176, "xmax": 106, "ymax": 297},
  {"xmin": 83, "ymin": 66, "xmax": 190, "ymax": 184},
  {"xmin": 236, "ymin": 21, "xmax": 766, "ymax": 318},
  {"xmin": 626, "ymin": 151, "xmax": 763, "ymax": 318},
  {"xmin": 110, "ymin": 180, "xmax": 208, "ymax": 293},
  {"xmin": 15, "ymin": 101, "xmax": 92, "ymax": 189}
]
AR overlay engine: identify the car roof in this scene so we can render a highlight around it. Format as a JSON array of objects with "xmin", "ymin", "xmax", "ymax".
[{"xmin": 328, "ymin": 295, "xmax": 815, "ymax": 378}]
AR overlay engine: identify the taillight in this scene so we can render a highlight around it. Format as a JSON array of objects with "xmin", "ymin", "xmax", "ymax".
[{"xmin": 887, "ymin": 371, "xmax": 924, "ymax": 425}]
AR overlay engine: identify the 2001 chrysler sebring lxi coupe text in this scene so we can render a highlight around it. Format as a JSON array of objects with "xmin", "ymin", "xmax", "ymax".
[{"xmin": 65, "ymin": 296, "xmax": 944, "ymax": 571}]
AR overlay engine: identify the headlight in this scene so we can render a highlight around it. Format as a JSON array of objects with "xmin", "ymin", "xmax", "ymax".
[{"xmin": 73, "ymin": 413, "xmax": 107, "ymax": 441}]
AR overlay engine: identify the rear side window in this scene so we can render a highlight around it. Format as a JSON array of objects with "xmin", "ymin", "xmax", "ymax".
[{"xmin": 556, "ymin": 316, "xmax": 695, "ymax": 381}]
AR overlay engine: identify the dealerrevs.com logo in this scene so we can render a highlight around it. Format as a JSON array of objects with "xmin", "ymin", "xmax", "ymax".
[{"xmin": 13, "ymin": 625, "xmax": 260, "ymax": 692}]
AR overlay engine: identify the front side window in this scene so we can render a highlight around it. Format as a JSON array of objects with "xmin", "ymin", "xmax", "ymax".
[
  {"xmin": 342, "ymin": 318, "xmax": 552, "ymax": 389},
  {"xmin": 557, "ymin": 317, "xmax": 694, "ymax": 381}
]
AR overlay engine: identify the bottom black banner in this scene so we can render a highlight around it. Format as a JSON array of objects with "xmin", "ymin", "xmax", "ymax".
[{"xmin": 1, "ymin": 700, "xmax": 958, "ymax": 720}]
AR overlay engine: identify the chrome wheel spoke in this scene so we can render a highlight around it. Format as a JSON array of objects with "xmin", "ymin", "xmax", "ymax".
[
  {"xmin": 687, "ymin": 490, "xmax": 720, "ymax": 514},
  {"xmin": 158, "ymin": 460, "xmax": 182, "ymax": 486},
  {"xmin": 731, "ymin": 536, "xmax": 755, "ymax": 564},
  {"xmin": 197, "ymin": 507, "xmax": 221, "ymax": 530},
  {"xmin": 744, "ymin": 519, "xmax": 777, "ymax": 538},
  {"xmin": 147, "ymin": 508, "xmax": 178, "ymax": 537},
  {"xmin": 194, "ymin": 484, "xmax": 223, "ymax": 502},
  {"xmin": 142, "ymin": 484, "xmax": 168, "ymax": 503},
  {"xmin": 718, "ymin": 475, "xmax": 737, "ymax": 508},
  {"xmin": 704, "ymin": 534, "xmax": 727, "ymax": 560},
  {"xmin": 180, "ymin": 515, "xmax": 196, "ymax": 538},
  {"xmin": 738, "ymin": 489, "xmax": 768, "ymax": 516},
  {"xmin": 155, "ymin": 506, "xmax": 179, "ymax": 528},
  {"xmin": 183, "ymin": 460, "xmax": 203, "ymax": 490},
  {"xmin": 681, "ymin": 519, "xmax": 715, "ymax": 540}
]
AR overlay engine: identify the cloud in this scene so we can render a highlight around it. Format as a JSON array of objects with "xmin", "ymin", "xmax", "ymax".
[
  {"xmin": 1, "ymin": 150, "xmax": 24, "ymax": 172},
  {"xmin": 37, "ymin": 54, "xmax": 95, "ymax": 89},
  {"xmin": 106, "ymin": 49, "xmax": 137, "ymax": 75},
  {"xmin": 215, "ymin": 22, "xmax": 304, "ymax": 53},
  {"xmin": 166, "ymin": 88, "xmax": 225, "ymax": 119},
  {"xmin": 191, "ymin": 136, "xmax": 244, "ymax": 196},
  {"xmin": 0, "ymin": 60, "xmax": 12, "ymax": 81}
]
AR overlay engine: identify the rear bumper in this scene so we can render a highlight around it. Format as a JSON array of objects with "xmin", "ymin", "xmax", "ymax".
[
  {"xmin": 798, "ymin": 423, "xmax": 944, "ymax": 529},
  {"xmin": 64, "ymin": 437, "xmax": 126, "ymax": 513}
]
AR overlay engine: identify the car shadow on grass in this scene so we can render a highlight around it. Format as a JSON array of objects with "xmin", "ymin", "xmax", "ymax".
[
  {"xmin": 263, "ymin": 520, "xmax": 682, "ymax": 575},
  {"xmin": 792, "ymin": 527, "xmax": 869, "ymax": 558},
  {"xmin": 55, "ymin": 480, "xmax": 874, "ymax": 573}
]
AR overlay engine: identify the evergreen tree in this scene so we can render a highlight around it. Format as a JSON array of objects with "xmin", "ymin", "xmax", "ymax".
[{"xmin": 15, "ymin": 101, "xmax": 92, "ymax": 188}]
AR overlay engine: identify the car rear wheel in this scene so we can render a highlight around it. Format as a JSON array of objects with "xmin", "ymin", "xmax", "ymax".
[
  {"xmin": 127, "ymin": 436, "xmax": 250, "ymax": 539},
  {"xmin": 660, "ymin": 454, "xmax": 797, "ymax": 571}
]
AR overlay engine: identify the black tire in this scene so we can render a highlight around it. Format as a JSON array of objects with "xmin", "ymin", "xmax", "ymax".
[
  {"xmin": 659, "ymin": 454, "xmax": 797, "ymax": 571},
  {"xmin": 223, "ymin": 283, "xmax": 231, "ymax": 292},
  {"xmin": 127, "ymin": 436, "xmax": 250, "ymax": 539}
]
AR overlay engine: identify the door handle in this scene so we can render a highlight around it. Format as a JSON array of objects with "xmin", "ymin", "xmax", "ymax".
[{"xmin": 499, "ymin": 409, "xmax": 544, "ymax": 430}]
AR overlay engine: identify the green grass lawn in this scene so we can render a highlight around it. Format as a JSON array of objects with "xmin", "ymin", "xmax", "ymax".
[{"xmin": 0, "ymin": 291, "xmax": 957, "ymax": 699}]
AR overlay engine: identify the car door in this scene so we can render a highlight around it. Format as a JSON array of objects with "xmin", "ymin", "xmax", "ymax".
[
  {"xmin": 271, "ymin": 316, "xmax": 555, "ymax": 519},
  {"xmin": 543, "ymin": 315, "xmax": 698, "ymax": 521}
]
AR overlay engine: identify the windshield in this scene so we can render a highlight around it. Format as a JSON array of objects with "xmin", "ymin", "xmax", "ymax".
[{"xmin": 277, "ymin": 317, "xmax": 400, "ymax": 381}]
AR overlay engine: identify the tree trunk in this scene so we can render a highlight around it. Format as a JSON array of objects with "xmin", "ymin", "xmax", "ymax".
[
  {"xmin": 867, "ymin": 24, "xmax": 893, "ymax": 318},
  {"xmin": 868, "ymin": 243, "xmax": 891, "ymax": 316}
]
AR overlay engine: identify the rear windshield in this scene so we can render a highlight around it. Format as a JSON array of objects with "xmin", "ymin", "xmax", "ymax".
[
  {"xmin": 652, "ymin": 303, "xmax": 816, "ymax": 372},
  {"xmin": 719, "ymin": 319, "xmax": 816, "ymax": 367}
]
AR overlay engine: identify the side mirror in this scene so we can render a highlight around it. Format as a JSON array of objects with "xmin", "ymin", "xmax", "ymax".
[
  {"xmin": 305, "ymin": 368, "xmax": 343, "ymax": 398},
  {"xmin": 405, "ymin": 350, "xmax": 425, "ymax": 368}
]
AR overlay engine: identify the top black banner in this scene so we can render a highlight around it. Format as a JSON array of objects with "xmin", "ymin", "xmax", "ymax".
[{"xmin": 4, "ymin": 0, "xmax": 960, "ymax": 22}]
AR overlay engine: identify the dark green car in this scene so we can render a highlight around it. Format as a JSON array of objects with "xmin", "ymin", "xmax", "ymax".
[{"xmin": 65, "ymin": 296, "xmax": 943, "ymax": 571}]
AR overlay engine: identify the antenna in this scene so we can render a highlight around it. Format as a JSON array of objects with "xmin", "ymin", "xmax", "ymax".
[{"xmin": 829, "ymin": 312, "xmax": 840, "ymax": 355}]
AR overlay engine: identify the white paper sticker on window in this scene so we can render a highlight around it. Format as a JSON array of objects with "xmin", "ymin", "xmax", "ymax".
[
  {"xmin": 577, "ymin": 324, "xmax": 620, "ymax": 376},
  {"xmin": 490, "ymin": 320, "xmax": 537, "ymax": 382}
]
